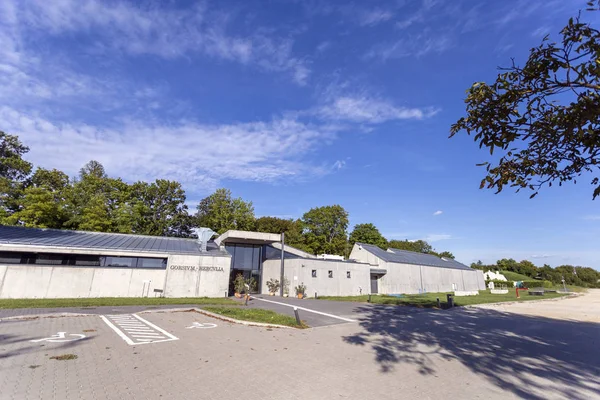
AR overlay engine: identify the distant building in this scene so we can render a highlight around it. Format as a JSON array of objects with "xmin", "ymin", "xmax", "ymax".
[
  {"xmin": 0, "ymin": 226, "xmax": 484, "ymax": 299},
  {"xmin": 483, "ymin": 271, "xmax": 508, "ymax": 281},
  {"xmin": 316, "ymin": 254, "xmax": 345, "ymax": 261}
]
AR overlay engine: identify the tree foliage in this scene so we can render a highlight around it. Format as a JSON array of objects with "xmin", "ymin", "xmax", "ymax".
[
  {"xmin": 451, "ymin": 2, "xmax": 600, "ymax": 198},
  {"xmin": 388, "ymin": 239, "xmax": 454, "ymax": 259},
  {"xmin": 254, "ymin": 216, "xmax": 306, "ymax": 250},
  {"xmin": 301, "ymin": 205, "xmax": 349, "ymax": 256},
  {"xmin": 349, "ymin": 223, "xmax": 388, "ymax": 249},
  {"xmin": 195, "ymin": 188, "xmax": 255, "ymax": 234}
]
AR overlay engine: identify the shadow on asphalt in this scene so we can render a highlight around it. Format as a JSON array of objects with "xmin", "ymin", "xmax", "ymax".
[{"xmin": 343, "ymin": 306, "xmax": 600, "ymax": 399}]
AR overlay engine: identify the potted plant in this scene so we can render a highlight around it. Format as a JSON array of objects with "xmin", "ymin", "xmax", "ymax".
[
  {"xmin": 282, "ymin": 277, "xmax": 290, "ymax": 297},
  {"xmin": 266, "ymin": 279, "xmax": 280, "ymax": 296},
  {"xmin": 295, "ymin": 283, "xmax": 306, "ymax": 299},
  {"xmin": 233, "ymin": 273, "xmax": 245, "ymax": 298}
]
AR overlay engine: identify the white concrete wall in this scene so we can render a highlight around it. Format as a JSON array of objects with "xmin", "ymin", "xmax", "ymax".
[
  {"xmin": 349, "ymin": 244, "xmax": 382, "ymax": 266},
  {"xmin": 262, "ymin": 258, "xmax": 371, "ymax": 297},
  {"xmin": 378, "ymin": 262, "xmax": 485, "ymax": 294},
  {"xmin": 164, "ymin": 254, "xmax": 231, "ymax": 298},
  {"xmin": 0, "ymin": 264, "xmax": 166, "ymax": 298},
  {"xmin": 0, "ymin": 253, "xmax": 231, "ymax": 299}
]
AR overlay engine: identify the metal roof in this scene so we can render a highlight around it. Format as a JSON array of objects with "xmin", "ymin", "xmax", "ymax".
[
  {"xmin": 0, "ymin": 225, "xmax": 226, "ymax": 256},
  {"xmin": 357, "ymin": 243, "xmax": 472, "ymax": 271}
]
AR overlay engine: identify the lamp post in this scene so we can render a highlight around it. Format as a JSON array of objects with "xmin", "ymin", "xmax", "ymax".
[{"xmin": 279, "ymin": 232, "xmax": 285, "ymax": 297}]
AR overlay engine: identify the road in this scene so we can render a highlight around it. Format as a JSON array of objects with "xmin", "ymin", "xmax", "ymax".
[{"xmin": 0, "ymin": 291, "xmax": 598, "ymax": 400}]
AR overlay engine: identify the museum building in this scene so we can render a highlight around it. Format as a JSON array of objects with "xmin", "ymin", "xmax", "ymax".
[{"xmin": 0, "ymin": 225, "xmax": 485, "ymax": 299}]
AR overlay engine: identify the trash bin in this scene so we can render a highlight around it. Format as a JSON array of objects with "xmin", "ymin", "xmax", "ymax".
[{"xmin": 446, "ymin": 293, "xmax": 455, "ymax": 308}]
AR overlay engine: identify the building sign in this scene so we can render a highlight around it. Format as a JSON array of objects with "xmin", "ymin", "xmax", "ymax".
[{"xmin": 170, "ymin": 265, "xmax": 224, "ymax": 272}]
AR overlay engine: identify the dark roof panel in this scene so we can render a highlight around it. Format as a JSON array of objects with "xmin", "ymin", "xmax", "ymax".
[
  {"xmin": 0, "ymin": 225, "xmax": 225, "ymax": 256},
  {"xmin": 357, "ymin": 243, "xmax": 472, "ymax": 270}
]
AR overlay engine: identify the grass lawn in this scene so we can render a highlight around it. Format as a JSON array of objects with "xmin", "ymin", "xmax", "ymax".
[
  {"xmin": 318, "ymin": 290, "xmax": 569, "ymax": 308},
  {"xmin": 0, "ymin": 297, "xmax": 238, "ymax": 309},
  {"xmin": 202, "ymin": 306, "xmax": 307, "ymax": 328},
  {"xmin": 499, "ymin": 270, "xmax": 532, "ymax": 281}
]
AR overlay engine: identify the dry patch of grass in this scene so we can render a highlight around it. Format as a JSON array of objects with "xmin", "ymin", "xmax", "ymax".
[{"xmin": 49, "ymin": 354, "xmax": 78, "ymax": 361}]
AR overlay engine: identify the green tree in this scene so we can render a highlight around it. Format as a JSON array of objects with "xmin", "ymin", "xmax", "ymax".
[
  {"xmin": 301, "ymin": 205, "xmax": 349, "ymax": 256},
  {"xmin": 516, "ymin": 260, "xmax": 538, "ymax": 278},
  {"xmin": 131, "ymin": 180, "xmax": 192, "ymax": 237},
  {"xmin": 437, "ymin": 251, "xmax": 455, "ymax": 260},
  {"xmin": 388, "ymin": 239, "xmax": 433, "ymax": 254},
  {"xmin": 349, "ymin": 223, "xmax": 387, "ymax": 249},
  {"xmin": 254, "ymin": 216, "xmax": 306, "ymax": 250},
  {"xmin": 195, "ymin": 188, "xmax": 255, "ymax": 234},
  {"xmin": 3, "ymin": 168, "xmax": 70, "ymax": 228},
  {"xmin": 66, "ymin": 161, "xmax": 134, "ymax": 233},
  {"xmin": 450, "ymin": 1, "xmax": 600, "ymax": 198},
  {"xmin": 0, "ymin": 132, "xmax": 33, "ymax": 221}
]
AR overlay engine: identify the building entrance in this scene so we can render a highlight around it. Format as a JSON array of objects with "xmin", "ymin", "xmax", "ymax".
[{"xmin": 225, "ymin": 244, "xmax": 262, "ymax": 295}]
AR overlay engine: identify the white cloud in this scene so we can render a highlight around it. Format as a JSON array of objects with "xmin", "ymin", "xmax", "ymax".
[
  {"xmin": 358, "ymin": 9, "xmax": 393, "ymax": 26},
  {"xmin": 583, "ymin": 215, "xmax": 600, "ymax": 221},
  {"xmin": 531, "ymin": 254, "xmax": 552, "ymax": 259},
  {"xmin": 433, "ymin": 210, "xmax": 443, "ymax": 216},
  {"xmin": 423, "ymin": 234, "xmax": 452, "ymax": 242},
  {"xmin": 366, "ymin": 32, "xmax": 453, "ymax": 60},
  {"xmin": 332, "ymin": 160, "xmax": 346, "ymax": 170},
  {"xmin": 315, "ymin": 95, "xmax": 439, "ymax": 124},
  {"xmin": 1, "ymin": 107, "xmax": 333, "ymax": 191},
  {"xmin": 2, "ymin": 0, "xmax": 309, "ymax": 85}
]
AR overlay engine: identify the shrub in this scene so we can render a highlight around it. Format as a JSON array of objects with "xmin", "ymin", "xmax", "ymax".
[
  {"xmin": 521, "ymin": 280, "xmax": 553, "ymax": 289},
  {"xmin": 266, "ymin": 279, "xmax": 280, "ymax": 293}
]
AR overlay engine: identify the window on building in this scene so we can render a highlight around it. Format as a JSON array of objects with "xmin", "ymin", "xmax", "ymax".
[
  {"xmin": 0, "ymin": 251, "xmax": 167, "ymax": 269},
  {"xmin": 35, "ymin": 253, "xmax": 65, "ymax": 266},
  {"xmin": 0, "ymin": 252, "xmax": 26, "ymax": 264},
  {"xmin": 311, "ymin": 269, "xmax": 317, "ymax": 278},
  {"xmin": 136, "ymin": 257, "xmax": 168, "ymax": 269},
  {"xmin": 68, "ymin": 255, "xmax": 102, "ymax": 267},
  {"xmin": 101, "ymin": 256, "xmax": 137, "ymax": 268},
  {"xmin": 347, "ymin": 271, "xmax": 351, "ymax": 279},
  {"xmin": 328, "ymin": 270, "xmax": 333, "ymax": 278}
]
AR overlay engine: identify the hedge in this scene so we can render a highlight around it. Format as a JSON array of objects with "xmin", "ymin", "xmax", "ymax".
[{"xmin": 521, "ymin": 280, "xmax": 554, "ymax": 289}]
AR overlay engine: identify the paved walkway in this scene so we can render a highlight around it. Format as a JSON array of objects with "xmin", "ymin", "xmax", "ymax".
[{"xmin": 1, "ymin": 292, "xmax": 599, "ymax": 399}]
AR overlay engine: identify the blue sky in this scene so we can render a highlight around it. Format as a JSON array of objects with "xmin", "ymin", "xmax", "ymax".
[{"xmin": 1, "ymin": 0, "xmax": 598, "ymax": 269}]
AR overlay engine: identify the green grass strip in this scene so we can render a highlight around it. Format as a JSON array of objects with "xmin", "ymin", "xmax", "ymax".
[
  {"xmin": 318, "ymin": 290, "xmax": 569, "ymax": 308},
  {"xmin": 0, "ymin": 297, "xmax": 238, "ymax": 309},
  {"xmin": 202, "ymin": 306, "xmax": 308, "ymax": 328}
]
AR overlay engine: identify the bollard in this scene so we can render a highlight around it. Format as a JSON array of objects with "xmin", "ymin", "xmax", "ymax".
[
  {"xmin": 446, "ymin": 293, "xmax": 454, "ymax": 308},
  {"xmin": 245, "ymin": 293, "xmax": 249, "ymax": 306},
  {"xmin": 293, "ymin": 307, "xmax": 301, "ymax": 325},
  {"xmin": 436, "ymin": 297, "xmax": 441, "ymax": 308},
  {"xmin": 368, "ymin": 294, "xmax": 372, "ymax": 303},
  {"xmin": 315, "ymin": 292, "xmax": 318, "ymax": 299}
]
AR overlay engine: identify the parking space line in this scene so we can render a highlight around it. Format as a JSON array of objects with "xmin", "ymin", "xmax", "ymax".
[
  {"xmin": 251, "ymin": 297, "xmax": 356, "ymax": 322},
  {"xmin": 100, "ymin": 314, "xmax": 179, "ymax": 345}
]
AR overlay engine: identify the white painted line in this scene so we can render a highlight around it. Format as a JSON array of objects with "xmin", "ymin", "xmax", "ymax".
[
  {"xmin": 131, "ymin": 314, "xmax": 179, "ymax": 340},
  {"xmin": 100, "ymin": 316, "xmax": 135, "ymax": 345},
  {"xmin": 251, "ymin": 297, "xmax": 356, "ymax": 322},
  {"xmin": 100, "ymin": 314, "xmax": 179, "ymax": 345}
]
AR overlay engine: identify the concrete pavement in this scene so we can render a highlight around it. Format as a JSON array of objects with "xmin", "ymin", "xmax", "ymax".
[{"xmin": 0, "ymin": 291, "xmax": 598, "ymax": 399}]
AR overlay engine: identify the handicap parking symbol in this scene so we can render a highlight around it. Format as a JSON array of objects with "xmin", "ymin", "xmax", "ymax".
[
  {"xmin": 30, "ymin": 332, "xmax": 86, "ymax": 343},
  {"xmin": 186, "ymin": 322, "xmax": 217, "ymax": 329}
]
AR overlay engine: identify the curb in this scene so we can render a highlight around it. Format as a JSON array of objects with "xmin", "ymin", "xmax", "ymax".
[
  {"xmin": 457, "ymin": 292, "xmax": 581, "ymax": 310},
  {"xmin": 0, "ymin": 312, "xmax": 94, "ymax": 322},
  {"xmin": 140, "ymin": 307, "xmax": 295, "ymax": 329}
]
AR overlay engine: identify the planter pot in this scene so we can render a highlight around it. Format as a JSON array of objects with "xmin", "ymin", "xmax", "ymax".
[
  {"xmin": 297, "ymin": 294, "xmax": 304, "ymax": 299},
  {"xmin": 234, "ymin": 293, "xmax": 242, "ymax": 298},
  {"xmin": 283, "ymin": 294, "xmax": 289, "ymax": 298},
  {"xmin": 269, "ymin": 292, "xmax": 275, "ymax": 296}
]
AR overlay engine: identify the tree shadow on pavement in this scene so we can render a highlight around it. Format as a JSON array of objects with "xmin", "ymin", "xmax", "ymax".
[{"xmin": 343, "ymin": 306, "xmax": 600, "ymax": 400}]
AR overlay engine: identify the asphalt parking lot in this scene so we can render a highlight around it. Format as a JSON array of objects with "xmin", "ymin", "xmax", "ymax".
[{"xmin": 1, "ymin": 292, "xmax": 599, "ymax": 400}]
